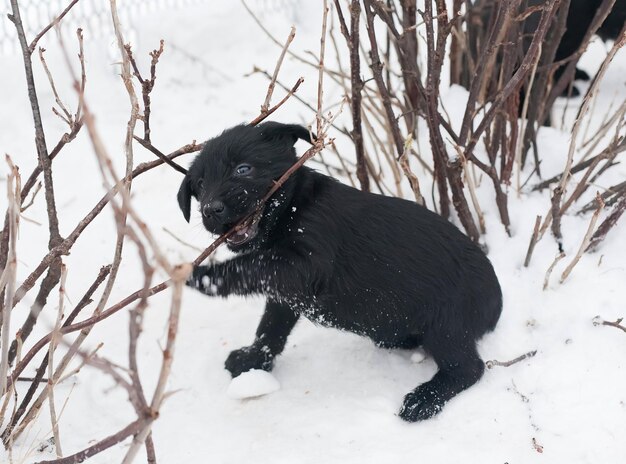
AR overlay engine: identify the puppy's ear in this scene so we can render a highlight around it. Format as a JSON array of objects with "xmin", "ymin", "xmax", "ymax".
[
  {"xmin": 258, "ymin": 122, "xmax": 314, "ymax": 146},
  {"xmin": 177, "ymin": 175, "xmax": 193, "ymax": 223}
]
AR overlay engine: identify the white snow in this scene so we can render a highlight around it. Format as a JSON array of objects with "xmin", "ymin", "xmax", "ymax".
[
  {"xmin": 410, "ymin": 350, "xmax": 427, "ymax": 364},
  {"xmin": 227, "ymin": 369, "xmax": 281, "ymax": 400},
  {"xmin": 1, "ymin": 1, "xmax": 625, "ymax": 463}
]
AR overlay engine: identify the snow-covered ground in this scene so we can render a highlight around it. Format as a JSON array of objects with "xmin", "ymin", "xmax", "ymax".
[{"xmin": 1, "ymin": 1, "xmax": 625, "ymax": 462}]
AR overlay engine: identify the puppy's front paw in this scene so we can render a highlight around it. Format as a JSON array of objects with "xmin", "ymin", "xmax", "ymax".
[
  {"xmin": 398, "ymin": 388, "xmax": 444, "ymax": 422},
  {"xmin": 186, "ymin": 265, "xmax": 206, "ymax": 289},
  {"xmin": 225, "ymin": 345, "xmax": 274, "ymax": 378},
  {"xmin": 186, "ymin": 265, "xmax": 224, "ymax": 296}
]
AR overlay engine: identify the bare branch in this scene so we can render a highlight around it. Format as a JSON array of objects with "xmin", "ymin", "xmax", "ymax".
[
  {"xmin": 39, "ymin": 47, "xmax": 73, "ymax": 125},
  {"xmin": 134, "ymin": 136, "xmax": 189, "ymax": 175},
  {"xmin": 486, "ymin": 350, "xmax": 537, "ymax": 369},
  {"xmin": 524, "ymin": 215, "xmax": 542, "ymax": 268},
  {"xmin": 0, "ymin": 156, "xmax": 21, "ymax": 396},
  {"xmin": 399, "ymin": 135, "xmax": 424, "ymax": 204},
  {"xmin": 33, "ymin": 419, "xmax": 145, "ymax": 464},
  {"xmin": 593, "ymin": 316, "xmax": 626, "ymax": 334},
  {"xmin": 343, "ymin": 0, "xmax": 369, "ymax": 191},
  {"xmin": 47, "ymin": 263, "xmax": 68, "ymax": 458},
  {"xmin": 586, "ymin": 190, "xmax": 626, "ymax": 252},
  {"xmin": 317, "ymin": 0, "xmax": 329, "ymax": 137},
  {"xmin": 9, "ymin": 0, "xmax": 63, "ymax": 247},
  {"xmin": 262, "ymin": 27, "xmax": 296, "ymax": 114},
  {"xmin": 543, "ymin": 252, "xmax": 565, "ymax": 291},
  {"xmin": 560, "ymin": 193, "xmax": 605, "ymax": 283},
  {"xmin": 28, "ymin": 0, "xmax": 82, "ymax": 54},
  {"xmin": 248, "ymin": 77, "xmax": 304, "ymax": 127}
]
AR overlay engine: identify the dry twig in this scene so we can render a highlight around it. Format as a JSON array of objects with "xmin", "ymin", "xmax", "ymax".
[
  {"xmin": 0, "ymin": 156, "xmax": 21, "ymax": 397},
  {"xmin": 524, "ymin": 215, "xmax": 542, "ymax": 267},
  {"xmin": 262, "ymin": 26, "xmax": 296, "ymax": 114},
  {"xmin": 560, "ymin": 194, "xmax": 605, "ymax": 283},
  {"xmin": 586, "ymin": 191, "xmax": 626, "ymax": 252},
  {"xmin": 486, "ymin": 350, "xmax": 537, "ymax": 369},
  {"xmin": 593, "ymin": 316, "xmax": 626, "ymax": 334},
  {"xmin": 543, "ymin": 252, "xmax": 565, "ymax": 290}
]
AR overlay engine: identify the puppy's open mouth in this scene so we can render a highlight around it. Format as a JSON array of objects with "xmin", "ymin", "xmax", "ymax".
[{"xmin": 226, "ymin": 207, "xmax": 264, "ymax": 246}]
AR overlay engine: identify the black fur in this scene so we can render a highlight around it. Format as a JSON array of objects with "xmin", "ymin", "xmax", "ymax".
[{"xmin": 178, "ymin": 122, "xmax": 503, "ymax": 422}]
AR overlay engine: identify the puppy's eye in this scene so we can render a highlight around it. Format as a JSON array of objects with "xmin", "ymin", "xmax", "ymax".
[{"xmin": 234, "ymin": 164, "xmax": 253, "ymax": 176}]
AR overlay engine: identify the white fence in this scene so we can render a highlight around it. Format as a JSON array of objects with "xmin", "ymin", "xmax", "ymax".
[{"xmin": 1, "ymin": 0, "xmax": 298, "ymax": 54}]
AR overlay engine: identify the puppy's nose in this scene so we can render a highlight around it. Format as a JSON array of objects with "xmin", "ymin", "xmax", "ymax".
[{"xmin": 203, "ymin": 200, "xmax": 226, "ymax": 218}]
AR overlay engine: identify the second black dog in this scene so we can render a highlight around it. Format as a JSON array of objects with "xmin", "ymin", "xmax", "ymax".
[
  {"xmin": 553, "ymin": 0, "xmax": 626, "ymax": 95},
  {"xmin": 178, "ymin": 122, "xmax": 503, "ymax": 422}
]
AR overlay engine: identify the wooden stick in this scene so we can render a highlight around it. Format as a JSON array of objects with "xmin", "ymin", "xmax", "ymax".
[
  {"xmin": 593, "ymin": 316, "xmax": 626, "ymax": 334},
  {"xmin": 486, "ymin": 350, "xmax": 537, "ymax": 369},
  {"xmin": 524, "ymin": 215, "xmax": 542, "ymax": 267}
]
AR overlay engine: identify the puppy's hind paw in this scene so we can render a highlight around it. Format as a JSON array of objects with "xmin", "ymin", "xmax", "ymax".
[
  {"xmin": 225, "ymin": 344, "xmax": 274, "ymax": 378},
  {"xmin": 398, "ymin": 389, "xmax": 444, "ymax": 422}
]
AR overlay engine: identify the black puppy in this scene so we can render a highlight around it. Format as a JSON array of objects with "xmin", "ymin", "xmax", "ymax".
[{"xmin": 178, "ymin": 122, "xmax": 502, "ymax": 421}]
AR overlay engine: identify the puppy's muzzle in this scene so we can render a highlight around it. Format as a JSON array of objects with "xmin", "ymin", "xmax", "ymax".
[{"xmin": 202, "ymin": 200, "xmax": 226, "ymax": 219}]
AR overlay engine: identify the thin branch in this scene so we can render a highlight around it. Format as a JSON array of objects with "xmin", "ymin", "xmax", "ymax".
[
  {"xmin": 524, "ymin": 215, "xmax": 542, "ymax": 267},
  {"xmin": 0, "ymin": 156, "xmax": 20, "ymax": 396},
  {"xmin": 543, "ymin": 252, "xmax": 565, "ymax": 290},
  {"xmin": 593, "ymin": 316, "xmax": 626, "ymax": 334},
  {"xmin": 133, "ymin": 137, "xmax": 189, "ymax": 175},
  {"xmin": 486, "ymin": 350, "xmax": 537, "ymax": 369},
  {"xmin": 586, "ymin": 190, "xmax": 626, "ymax": 252},
  {"xmin": 317, "ymin": 0, "xmax": 329, "ymax": 137},
  {"xmin": 344, "ymin": 0, "xmax": 369, "ymax": 191},
  {"xmin": 162, "ymin": 227, "xmax": 203, "ymax": 253},
  {"xmin": 248, "ymin": 77, "xmax": 304, "ymax": 126},
  {"xmin": 261, "ymin": 27, "xmax": 296, "ymax": 114},
  {"xmin": 398, "ymin": 135, "xmax": 424, "ymax": 204},
  {"xmin": 560, "ymin": 193, "xmax": 605, "ymax": 283},
  {"xmin": 47, "ymin": 263, "xmax": 68, "ymax": 458},
  {"xmin": 533, "ymin": 139, "xmax": 626, "ymax": 191},
  {"xmin": 250, "ymin": 66, "xmax": 350, "ymax": 137},
  {"xmin": 124, "ymin": 39, "xmax": 164, "ymax": 144},
  {"xmin": 20, "ymin": 181, "xmax": 42, "ymax": 213},
  {"xmin": 28, "ymin": 0, "xmax": 81, "ymax": 53},
  {"xmin": 34, "ymin": 419, "xmax": 145, "ymax": 464},
  {"xmin": 39, "ymin": 47, "xmax": 73, "ymax": 125}
]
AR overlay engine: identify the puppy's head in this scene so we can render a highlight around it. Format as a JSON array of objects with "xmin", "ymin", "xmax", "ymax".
[{"xmin": 178, "ymin": 121, "xmax": 311, "ymax": 249}]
